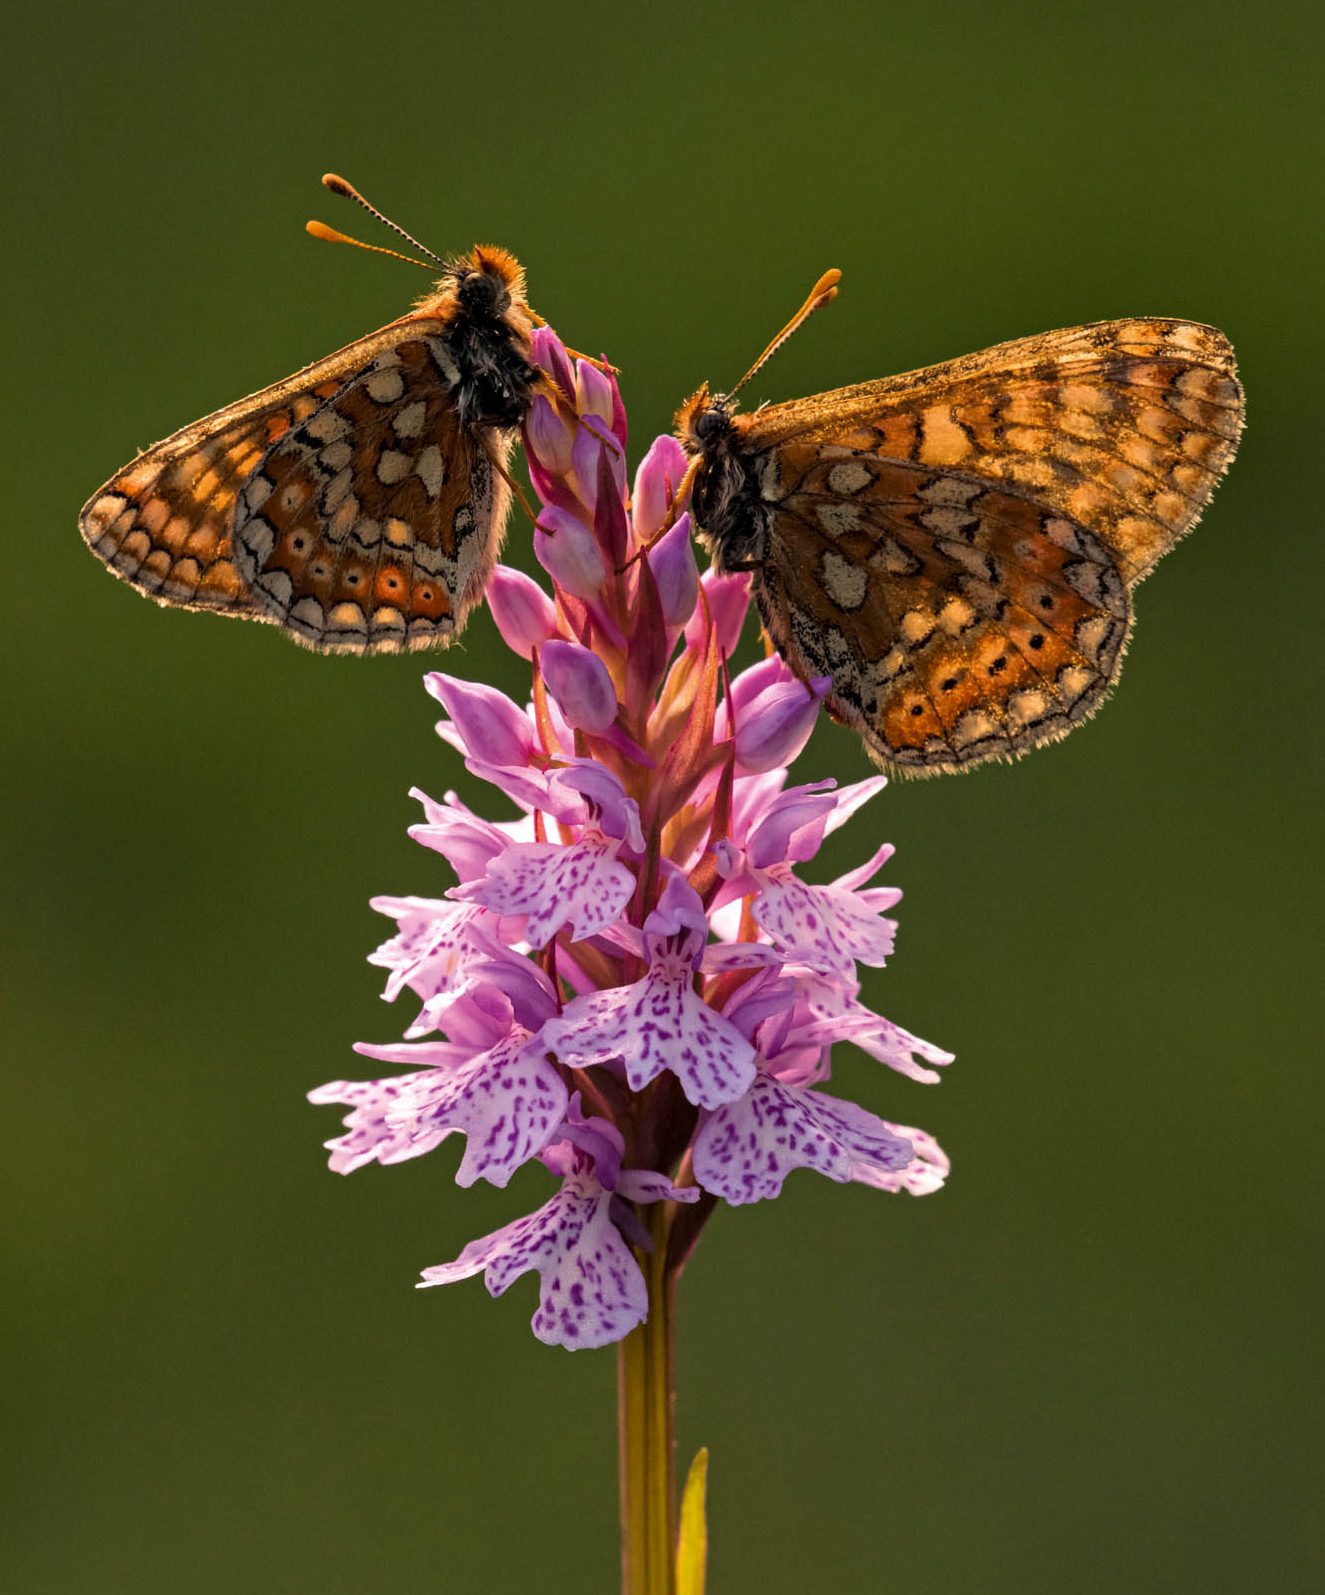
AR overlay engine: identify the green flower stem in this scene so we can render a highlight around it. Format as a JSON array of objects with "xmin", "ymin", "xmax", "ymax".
[{"xmin": 618, "ymin": 1204, "xmax": 677, "ymax": 1595}]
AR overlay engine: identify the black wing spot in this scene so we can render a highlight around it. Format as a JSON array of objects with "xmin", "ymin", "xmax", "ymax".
[{"xmin": 1029, "ymin": 633, "xmax": 1045, "ymax": 650}]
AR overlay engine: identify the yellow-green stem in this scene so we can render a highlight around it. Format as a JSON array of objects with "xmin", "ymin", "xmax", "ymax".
[{"xmin": 617, "ymin": 1205, "xmax": 676, "ymax": 1595}]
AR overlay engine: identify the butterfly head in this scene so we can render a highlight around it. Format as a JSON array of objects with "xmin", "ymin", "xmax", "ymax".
[
  {"xmin": 674, "ymin": 384, "xmax": 736, "ymax": 455},
  {"xmin": 448, "ymin": 245, "xmax": 527, "ymax": 320}
]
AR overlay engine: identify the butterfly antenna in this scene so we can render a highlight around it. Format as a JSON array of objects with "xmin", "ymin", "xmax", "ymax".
[
  {"xmin": 320, "ymin": 172, "xmax": 446, "ymax": 266},
  {"xmin": 728, "ymin": 268, "xmax": 843, "ymax": 400},
  {"xmin": 305, "ymin": 219, "xmax": 437, "ymax": 271}
]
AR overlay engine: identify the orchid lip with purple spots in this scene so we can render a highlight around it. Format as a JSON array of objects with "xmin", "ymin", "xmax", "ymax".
[{"xmin": 309, "ymin": 328, "xmax": 951, "ymax": 1349}]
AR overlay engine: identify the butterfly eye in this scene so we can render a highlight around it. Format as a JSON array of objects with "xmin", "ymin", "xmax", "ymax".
[{"xmin": 694, "ymin": 408, "xmax": 728, "ymax": 444}]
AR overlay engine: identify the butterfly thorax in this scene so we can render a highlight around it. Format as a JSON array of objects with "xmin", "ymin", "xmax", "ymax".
[
  {"xmin": 417, "ymin": 252, "xmax": 535, "ymax": 431},
  {"xmin": 676, "ymin": 389, "xmax": 771, "ymax": 571}
]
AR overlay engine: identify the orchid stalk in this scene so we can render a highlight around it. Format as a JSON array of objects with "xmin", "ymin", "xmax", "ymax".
[{"xmin": 310, "ymin": 330, "xmax": 952, "ymax": 1593}]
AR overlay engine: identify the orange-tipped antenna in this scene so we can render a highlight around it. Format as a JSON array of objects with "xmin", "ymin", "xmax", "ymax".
[
  {"xmin": 320, "ymin": 172, "xmax": 445, "ymax": 265},
  {"xmin": 728, "ymin": 268, "xmax": 842, "ymax": 399},
  {"xmin": 305, "ymin": 219, "xmax": 437, "ymax": 270}
]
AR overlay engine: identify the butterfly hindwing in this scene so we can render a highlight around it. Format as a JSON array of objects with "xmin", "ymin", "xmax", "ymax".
[
  {"xmin": 232, "ymin": 334, "xmax": 512, "ymax": 654},
  {"xmin": 754, "ymin": 448, "xmax": 1132, "ymax": 772}
]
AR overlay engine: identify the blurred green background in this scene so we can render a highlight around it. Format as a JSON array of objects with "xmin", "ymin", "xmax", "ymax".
[{"xmin": 4, "ymin": 3, "xmax": 1321, "ymax": 1591}]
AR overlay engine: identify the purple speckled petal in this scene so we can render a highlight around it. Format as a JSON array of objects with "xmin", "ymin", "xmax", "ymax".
[
  {"xmin": 752, "ymin": 867, "xmax": 897, "ymax": 975},
  {"xmin": 544, "ymin": 950, "xmax": 756, "ymax": 1110},
  {"xmin": 617, "ymin": 1168, "xmax": 701, "ymax": 1204},
  {"xmin": 419, "ymin": 1173, "xmax": 648, "ymax": 1350},
  {"xmin": 462, "ymin": 835, "xmax": 635, "ymax": 947},
  {"xmin": 308, "ymin": 1071, "xmax": 452, "ymax": 1174},
  {"xmin": 692, "ymin": 1074, "xmax": 915, "ymax": 1205},
  {"xmin": 851, "ymin": 1123, "xmax": 950, "ymax": 1195},
  {"xmin": 386, "ymin": 1027, "xmax": 567, "ymax": 1188},
  {"xmin": 366, "ymin": 896, "xmax": 492, "ymax": 1005}
]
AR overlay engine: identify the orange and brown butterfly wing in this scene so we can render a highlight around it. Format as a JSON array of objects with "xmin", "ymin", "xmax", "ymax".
[
  {"xmin": 78, "ymin": 322, "xmax": 431, "ymax": 626},
  {"xmin": 231, "ymin": 334, "xmax": 513, "ymax": 653},
  {"xmin": 752, "ymin": 449, "xmax": 1131, "ymax": 773},
  {"xmin": 743, "ymin": 318, "xmax": 1244, "ymax": 586}
]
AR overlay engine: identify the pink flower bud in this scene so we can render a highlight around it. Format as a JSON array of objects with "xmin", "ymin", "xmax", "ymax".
[
  {"xmin": 524, "ymin": 394, "xmax": 575, "ymax": 476},
  {"xmin": 540, "ymin": 640, "xmax": 619, "ymax": 733},
  {"xmin": 633, "ymin": 435, "xmax": 689, "ymax": 542},
  {"xmin": 685, "ymin": 570, "xmax": 751, "ymax": 657},
  {"xmin": 424, "ymin": 673, "xmax": 535, "ymax": 768},
  {"xmin": 530, "ymin": 327, "xmax": 575, "ymax": 400},
  {"xmin": 571, "ymin": 423, "xmax": 627, "ymax": 514},
  {"xmin": 486, "ymin": 566, "xmax": 559, "ymax": 660},
  {"xmin": 647, "ymin": 513, "xmax": 699, "ymax": 629},
  {"xmin": 576, "ymin": 360, "xmax": 615, "ymax": 425},
  {"xmin": 718, "ymin": 657, "xmax": 830, "ymax": 773},
  {"xmin": 534, "ymin": 507, "xmax": 609, "ymax": 599}
]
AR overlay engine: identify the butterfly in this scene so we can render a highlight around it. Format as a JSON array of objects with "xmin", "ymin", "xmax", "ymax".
[
  {"xmin": 79, "ymin": 176, "xmax": 547, "ymax": 654},
  {"xmin": 675, "ymin": 271, "xmax": 1244, "ymax": 775}
]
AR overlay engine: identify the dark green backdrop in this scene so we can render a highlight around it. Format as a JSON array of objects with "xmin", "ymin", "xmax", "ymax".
[{"xmin": 5, "ymin": 4, "xmax": 1321, "ymax": 1591}]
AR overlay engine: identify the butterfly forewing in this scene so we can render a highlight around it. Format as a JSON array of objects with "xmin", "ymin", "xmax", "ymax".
[
  {"xmin": 744, "ymin": 318, "xmax": 1243, "ymax": 584},
  {"xmin": 233, "ymin": 334, "xmax": 511, "ymax": 653},
  {"xmin": 757, "ymin": 452, "xmax": 1131, "ymax": 771}
]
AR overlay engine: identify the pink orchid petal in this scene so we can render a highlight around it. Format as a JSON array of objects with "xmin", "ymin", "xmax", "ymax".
[
  {"xmin": 822, "ymin": 774, "xmax": 890, "ymax": 834},
  {"xmin": 830, "ymin": 841, "xmax": 897, "ymax": 896},
  {"xmin": 617, "ymin": 1169, "xmax": 701, "ymax": 1204},
  {"xmin": 693, "ymin": 1074, "xmax": 915, "ymax": 1205},
  {"xmin": 851, "ymin": 1124, "xmax": 950, "ymax": 1195},
  {"xmin": 753, "ymin": 868, "xmax": 898, "ymax": 975},
  {"xmin": 544, "ymin": 952, "xmax": 756, "ymax": 1110},
  {"xmin": 308, "ymin": 1072, "xmax": 453, "ymax": 1174},
  {"xmin": 462, "ymin": 835, "xmax": 635, "ymax": 947},
  {"xmin": 419, "ymin": 1173, "xmax": 648, "ymax": 1350},
  {"xmin": 384, "ymin": 1028, "xmax": 567, "ymax": 1189}
]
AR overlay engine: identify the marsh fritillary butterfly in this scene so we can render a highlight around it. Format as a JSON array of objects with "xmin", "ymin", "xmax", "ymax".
[
  {"xmin": 80, "ymin": 176, "xmax": 547, "ymax": 654},
  {"xmin": 676, "ymin": 272, "xmax": 1244, "ymax": 775}
]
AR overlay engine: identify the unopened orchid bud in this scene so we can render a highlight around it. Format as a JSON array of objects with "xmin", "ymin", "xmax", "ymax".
[
  {"xmin": 724, "ymin": 661, "xmax": 831, "ymax": 774},
  {"xmin": 534, "ymin": 506, "xmax": 609, "ymax": 599},
  {"xmin": 685, "ymin": 569, "xmax": 751, "ymax": 657},
  {"xmin": 423, "ymin": 673, "xmax": 535, "ymax": 768},
  {"xmin": 647, "ymin": 513, "xmax": 699, "ymax": 629},
  {"xmin": 530, "ymin": 327, "xmax": 575, "ymax": 401},
  {"xmin": 576, "ymin": 359, "xmax": 615, "ymax": 426},
  {"xmin": 541, "ymin": 640, "xmax": 619, "ymax": 733},
  {"xmin": 524, "ymin": 393, "xmax": 575, "ymax": 476},
  {"xmin": 633, "ymin": 435, "xmax": 689, "ymax": 543},
  {"xmin": 486, "ymin": 565, "xmax": 559, "ymax": 660}
]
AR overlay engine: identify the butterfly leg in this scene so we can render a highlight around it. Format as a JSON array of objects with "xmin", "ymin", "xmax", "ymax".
[
  {"xmin": 616, "ymin": 455, "xmax": 704, "ymax": 573},
  {"xmin": 481, "ymin": 439, "xmax": 541, "ymax": 530}
]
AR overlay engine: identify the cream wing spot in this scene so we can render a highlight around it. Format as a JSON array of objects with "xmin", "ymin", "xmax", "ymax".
[
  {"xmin": 826, "ymin": 460, "xmax": 873, "ymax": 495},
  {"xmin": 819, "ymin": 550, "xmax": 869, "ymax": 610},
  {"xmin": 416, "ymin": 445, "xmax": 446, "ymax": 498},
  {"xmin": 376, "ymin": 449, "xmax": 415, "ymax": 485},
  {"xmin": 366, "ymin": 366, "xmax": 405, "ymax": 403},
  {"xmin": 393, "ymin": 401, "xmax": 426, "ymax": 439}
]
